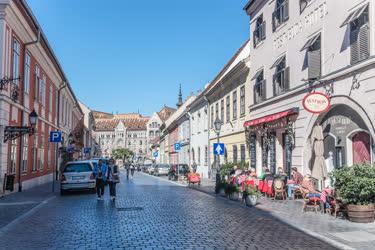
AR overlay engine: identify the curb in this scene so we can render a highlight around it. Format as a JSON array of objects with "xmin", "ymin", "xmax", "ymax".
[
  {"xmin": 189, "ymin": 185, "xmax": 354, "ymax": 250},
  {"xmin": 0, "ymin": 196, "xmax": 56, "ymax": 237},
  {"xmin": 139, "ymin": 172, "xmax": 188, "ymax": 187}
]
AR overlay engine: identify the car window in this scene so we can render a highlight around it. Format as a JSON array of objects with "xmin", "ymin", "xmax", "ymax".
[{"xmin": 64, "ymin": 163, "xmax": 92, "ymax": 173}]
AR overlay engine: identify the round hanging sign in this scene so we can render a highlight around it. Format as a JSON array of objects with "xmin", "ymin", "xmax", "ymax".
[{"xmin": 302, "ymin": 92, "xmax": 330, "ymax": 114}]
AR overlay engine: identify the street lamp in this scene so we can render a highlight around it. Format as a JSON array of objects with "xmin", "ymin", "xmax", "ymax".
[
  {"xmin": 29, "ymin": 109, "xmax": 38, "ymax": 127},
  {"xmin": 213, "ymin": 117, "xmax": 222, "ymax": 190}
]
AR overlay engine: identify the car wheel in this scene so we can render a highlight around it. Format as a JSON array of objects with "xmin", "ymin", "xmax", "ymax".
[{"xmin": 60, "ymin": 189, "xmax": 66, "ymax": 196}]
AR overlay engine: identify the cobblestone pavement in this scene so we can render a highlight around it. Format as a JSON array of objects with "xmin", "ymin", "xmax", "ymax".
[
  {"xmin": 188, "ymin": 178, "xmax": 375, "ymax": 250},
  {"xmin": 0, "ymin": 172, "xmax": 338, "ymax": 250}
]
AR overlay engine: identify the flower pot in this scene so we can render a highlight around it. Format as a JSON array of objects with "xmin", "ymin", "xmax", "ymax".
[
  {"xmin": 230, "ymin": 192, "xmax": 240, "ymax": 201},
  {"xmin": 245, "ymin": 195, "xmax": 258, "ymax": 207},
  {"xmin": 347, "ymin": 204, "xmax": 375, "ymax": 223}
]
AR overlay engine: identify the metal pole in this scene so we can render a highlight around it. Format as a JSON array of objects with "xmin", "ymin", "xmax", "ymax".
[{"xmin": 215, "ymin": 131, "xmax": 220, "ymax": 188}]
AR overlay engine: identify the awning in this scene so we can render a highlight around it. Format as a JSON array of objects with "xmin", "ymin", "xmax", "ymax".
[
  {"xmin": 270, "ymin": 55, "xmax": 286, "ymax": 69},
  {"xmin": 244, "ymin": 108, "xmax": 299, "ymax": 128},
  {"xmin": 300, "ymin": 33, "xmax": 321, "ymax": 51},
  {"xmin": 251, "ymin": 69, "xmax": 263, "ymax": 80},
  {"xmin": 340, "ymin": 4, "xmax": 368, "ymax": 27}
]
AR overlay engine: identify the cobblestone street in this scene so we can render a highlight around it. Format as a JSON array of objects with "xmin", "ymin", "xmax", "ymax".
[{"xmin": 0, "ymin": 172, "xmax": 338, "ymax": 250}]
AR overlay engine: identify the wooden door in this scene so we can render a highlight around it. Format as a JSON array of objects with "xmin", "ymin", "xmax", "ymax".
[{"xmin": 353, "ymin": 131, "xmax": 371, "ymax": 164}]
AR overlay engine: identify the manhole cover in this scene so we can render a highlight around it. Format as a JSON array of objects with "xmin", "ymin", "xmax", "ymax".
[{"xmin": 116, "ymin": 207, "xmax": 143, "ymax": 212}]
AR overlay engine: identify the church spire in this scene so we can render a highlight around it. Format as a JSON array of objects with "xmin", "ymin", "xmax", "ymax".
[{"xmin": 177, "ymin": 84, "xmax": 183, "ymax": 108}]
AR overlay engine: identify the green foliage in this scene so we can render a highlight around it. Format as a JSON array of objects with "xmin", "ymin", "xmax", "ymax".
[
  {"xmin": 112, "ymin": 148, "xmax": 134, "ymax": 161},
  {"xmin": 215, "ymin": 181, "xmax": 228, "ymax": 194},
  {"xmin": 331, "ymin": 164, "xmax": 375, "ymax": 205},
  {"xmin": 243, "ymin": 184, "xmax": 261, "ymax": 198},
  {"xmin": 227, "ymin": 183, "xmax": 240, "ymax": 194},
  {"xmin": 220, "ymin": 163, "xmax": 235, "ymax": 178}
]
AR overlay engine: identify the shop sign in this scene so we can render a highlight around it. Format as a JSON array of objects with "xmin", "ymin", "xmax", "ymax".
[{"xmin": 303, "ymin": 92, "xmax": 330, "ymax": 114}]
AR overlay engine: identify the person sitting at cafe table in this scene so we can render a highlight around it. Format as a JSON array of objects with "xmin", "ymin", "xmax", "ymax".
[
  {"xmin": 287, "ymin": 167, "xmax": 304, "ymax": 199},
  {"xmin": 275, "ymin": 167, "xmax": 288, "ymax": 183},
  {"xmin": 262, "ymin": 168, "xmax": 273, "ymax": 181},
  {"xmin": 301, "ymin": 175, "xmax": 321, "ymax": 198},
  {"xmin": 249, "ymin": 168, "xmax": 257, "ymax": 178}
]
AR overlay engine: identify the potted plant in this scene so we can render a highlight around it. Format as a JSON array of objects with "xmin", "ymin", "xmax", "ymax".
[
  {"xmin": 243, "ymin": 185, "xmax": 261, "ymax": 206},
  {"xmin": 332, "ymin": 164, "xmax": 375, "ymax": 223},
  {"xmin": 228, "ymin": 183, "xmax": 240, "ymax": 201}
]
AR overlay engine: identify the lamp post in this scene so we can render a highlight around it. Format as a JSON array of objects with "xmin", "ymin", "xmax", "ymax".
[{"xmin": 214, "ymin": 117, "xmax": 222, "ymax": 190}]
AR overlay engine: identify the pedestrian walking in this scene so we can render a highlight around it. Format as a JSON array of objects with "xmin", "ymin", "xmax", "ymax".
[
  {"xmin": 107, "ymin": 158, "xmax": 120, "ymax": 201},
  {"xmin": 130, "ymin": 163, "xmax": 135, "ymax": 179},
  {"xmin": 126, "ymin": 163, "xmax": 130, "ymax": 180},
  {"xmin": 93, "ymin": 159, "xmax": 108, "ymax": 200}
]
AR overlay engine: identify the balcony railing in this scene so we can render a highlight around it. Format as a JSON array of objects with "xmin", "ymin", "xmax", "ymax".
[
  {"xmin": 272, "ymin": 0, "xmax": 289, "ymax": 31},
  {"xmin": 273, "ymin": 67, "xmax": 290, "ymax": 96}
]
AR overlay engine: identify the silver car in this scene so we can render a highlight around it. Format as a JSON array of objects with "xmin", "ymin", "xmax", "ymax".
[
  {"xmin": 60, "ymin": 161, "xmax": 96, "ymax": 195},
  {"xmin": 154, "ymin": 164, "xmax": 169, "ymax": 176}
]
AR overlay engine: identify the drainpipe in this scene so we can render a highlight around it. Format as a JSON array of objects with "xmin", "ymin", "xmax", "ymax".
[{"xmin": 17, "ymin": 30, "xmax": 40, "ymax": 192}]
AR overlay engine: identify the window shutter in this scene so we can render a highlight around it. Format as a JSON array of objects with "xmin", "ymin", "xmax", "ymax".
[
  {"xmin": 350, "ymin": 26, "xmax": 360, "ymax": 64},
  {"xmin": 308, "ymin": 49, "xmax": 321, "ymax": 79},
  {"xmin": 284, "ymin": 67, "xmax": 290, "ymax": 90},
  {"xmin": 253, "ymin": 30, "xmax": 257, "ymax": 48},
  {"xmin": 261, "ymin": 22, "xmax": 266, "ymax": 40},
  {"xmin": 262, "ymin": 79, "xmax": 267, "ymax": 100},
  {"xmin": 272, "ymin": 13, "xmax": 276, "ymax": 31},
  {"xmin": 358, "ymin": 24, "xmax": 370, "ymax": 62},
  {"xmin": 272, "ymin": 74, "xmax": 277, "ymax": 96}
]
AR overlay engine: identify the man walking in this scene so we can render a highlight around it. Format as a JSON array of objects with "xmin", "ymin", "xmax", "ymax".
[
  {"xmin": 107, "ymin": 158, "xmax": 119, "ymax": 201},
  {"xmin": 93, "ymin": 159, "xmax": 108, "ymax": 200}
]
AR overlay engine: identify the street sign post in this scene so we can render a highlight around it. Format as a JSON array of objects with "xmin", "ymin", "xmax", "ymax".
[
  {"xmin": 213, "ymin": 143, "xmax": 225, "ymax": 156},
  {"xmin": 49, "ymin": 131, "xmax": 62, "ymax": 143},
  {"xmin": 174, "ymin": 143, "xmax": 181, "ymax": 152}
]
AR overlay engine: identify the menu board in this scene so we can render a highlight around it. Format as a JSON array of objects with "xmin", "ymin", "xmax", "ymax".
[
  {"xmin": 269, "ymin": 133, "xmax": 276, "ymax": 174},
  {"xmin": 250, "ymin": 134, "xmax": 256, "ymax": 168}
]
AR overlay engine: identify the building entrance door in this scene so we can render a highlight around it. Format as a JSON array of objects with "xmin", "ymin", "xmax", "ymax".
[{"xmin": 352, "ymin": 131, "xmax": 371, "ymax": 164}]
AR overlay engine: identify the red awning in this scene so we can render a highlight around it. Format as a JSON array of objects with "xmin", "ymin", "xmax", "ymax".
[{"xmin": 244, "ymin": 108, "xmax": 299, "ymax": 127}]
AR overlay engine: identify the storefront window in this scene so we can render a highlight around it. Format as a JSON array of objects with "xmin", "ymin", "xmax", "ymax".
[{"xmin": 249, "ymin": 134, "xmax": 257, "ymax": 168}]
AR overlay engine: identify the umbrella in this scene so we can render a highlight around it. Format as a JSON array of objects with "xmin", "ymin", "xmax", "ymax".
[{"xmin": 311, "ymin": 125, "xmax": 327, "ymax": 180}]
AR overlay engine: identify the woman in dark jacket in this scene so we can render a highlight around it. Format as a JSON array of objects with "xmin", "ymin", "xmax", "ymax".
[{"xmin": 107, "ymin": 158, "xmax": 120, "ymax": 201}]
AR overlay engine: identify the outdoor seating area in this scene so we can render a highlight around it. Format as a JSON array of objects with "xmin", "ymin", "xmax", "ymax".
[{"xmin": 215, "ymin": 163, "xmax": 375, "ymax": 224}]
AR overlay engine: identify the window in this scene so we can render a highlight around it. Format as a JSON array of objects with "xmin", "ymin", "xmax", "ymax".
[
  {"xmin": 240, "ymin": 144, "xmax": 246, "ymax": 163},
  {"xmin": 211, "ymin": 106, "xmax": 214, "ymax": 128},
  {"xmin": 300, "ymin": 0, "xmax": 311, "ymax": 13},
  {"xmin": 34, "ymin": 65, "xmax": 40, "ymax": 101},
  {"xmin": 140, "ymin": 140, "xmax": 142, "ymax": 145},
  {"xmin": 32, "ymin": 135, "xmax": 38, "ymax": 171},
  {"xmin": 220, "ymin": 99, "xmax": 224, "ymax": 121},
  {"xmin": 204, "ymin": 146, "xmax": 208, "ymax": 165},
  {"xmin": 40, "ymin": 74, "xmax": 46, "ymax": 105},
  {"xmin": 47, "ymin": 142, "xmax": 51, "ymax": 169},
  {"xmin": 21, "ymin": 135, "xmax": 28, "ymax": 173},
  {"xmin": 150, "ymin": 131, "xmax": 154, "ymax": 137},
  {"xmin": 253, "ymin": 70, "xmax": 266, "ymax": 104},
  {"xmin": 301, "ymin": 34, "xmax": 321, "ymax": 80},
  {"xmin": 233, "ymin": 145, "xmax": 238, "ymax": 163},
  {"xmin": 40, "ymin": 134, "xmax": 44, "ymax": 171},
  {"xmin": 253, "ymin": 15, "xmax": 266, "ymax": 47},
  {"xmin": 198, "ymin": 147, "xmax": 201, "ymax": 165},
  {"xmin": 10, "ymin": 139, "xmax": 17, "ymax": 174},
  {"xmin": 240, "ymin": 86, "xmax": 245, "ymax": 116},
  {"xmin": 226, "ymin": 96, "xmax": 230, "ymax": 123},
  {"xmin": 272, "ymin": 0, "xmax": 289, "ymax": 31},
  {"xmin": 271, "ymin": 56, "xmax": 289, "ymax": 96},
  {"xmin": 232, "ymin": 91, "xmax": 237, "ymax": 120},
  {"xmin": 12, "ymin": 38, "xmax": 20, "ymax": 85},
  {"xmin": 24, "ymin": 52, "xmax": 31, "ymax": 94},
  {"xmin": 215, "ymin": 102, "xmax": 219, "ymax": 120},
  {"xmin": 49, "ymin": 85, "xmax": 53, "ymax": 113},
  {"xmin": 349, "ymin": 6, "xmax": 369, "ymax": 65}
]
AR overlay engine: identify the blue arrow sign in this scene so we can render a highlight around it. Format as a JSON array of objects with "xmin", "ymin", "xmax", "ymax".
[
  {"xmin": 153, "ymin": 151, "xmax": 159, "ymax": 158},
  {"xmin": 174, "ymin": 143, "xmax": 181, "ymax": 152},
  {"xmin": 213, "ymin": 143, "xmax": 225, "ymax": 156},
  {"xmin": 49, "ymin": 131, "xmax": 62, "ymax": 143}
]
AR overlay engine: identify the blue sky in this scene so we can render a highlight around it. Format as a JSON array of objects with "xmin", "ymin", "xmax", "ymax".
[{"xmin": 26, "ymin": 0, "xmax": 250, "ymax": 115}]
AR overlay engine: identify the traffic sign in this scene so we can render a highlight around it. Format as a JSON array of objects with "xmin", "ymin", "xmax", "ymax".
[
  {"xmin": 174, "ymin": 143, "xmax": 181, "ymax": 151},
  {"xmin": 49, "ymin": 131, "xmax": 62, "ymax": 143},
  {"xmin": 213, "ymin": 143, "xmax": 225, "ymax": 156},
  {"xmin": 153, "ymin": 151, "xmax": 159, "ymax": 158},
  {"xmin": 84, "ymin": 148, "xmax": 91, "ymax": 154}
]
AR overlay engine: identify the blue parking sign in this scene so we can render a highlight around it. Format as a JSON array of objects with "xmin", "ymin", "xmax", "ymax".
[
  {"xmin": 153, "ymin": 151, "xmax": 159, "ymax": 158},
  {"xmin": 49, "ymin": 131, "xmax": 62, "ymax": 143},
  {"xmin": 174, "ymin": 143, "xmax": 181, "ymax": 151}
]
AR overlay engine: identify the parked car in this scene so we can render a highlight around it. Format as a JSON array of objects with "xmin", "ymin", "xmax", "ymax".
[
  {"xmin": 60, "ymin": 161, "xmax": 96, "ymax": 195},
  {"xmin": 148, "ymin": 164, "xmax": 156, "ymax": 175},
  {"xmin": 154, "ymin": 164, "xmax": 170, "ymax": 176},
  {"xmin": 168, "ymin": 164, "xmax": 190, "ymax": 181}
]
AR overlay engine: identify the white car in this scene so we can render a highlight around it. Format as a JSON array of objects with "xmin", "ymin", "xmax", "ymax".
[{"xmin": 60, "ymin": 161, "xmax": 96, "ymax": 195}]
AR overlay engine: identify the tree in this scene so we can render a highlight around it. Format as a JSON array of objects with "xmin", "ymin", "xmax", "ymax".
[{"xmin": 112, "ymin": 148, "xmax": 134, "ymax": 162}]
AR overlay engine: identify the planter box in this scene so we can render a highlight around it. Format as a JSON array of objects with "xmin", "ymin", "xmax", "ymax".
[
  {"xmin": 245, "ymin": 196, "xmax": 258, "ymax": 207},
  {"xmin": 229, "ymin": 192, "xmax": 240, "ymax": 201},
  {"xmin": 347, "ymin": 204, "xmax": 375, "ymax": 223}
]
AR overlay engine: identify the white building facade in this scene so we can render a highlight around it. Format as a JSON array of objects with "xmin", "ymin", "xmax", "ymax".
[{"xmin": 244, "ymin": 0, "xmax": 375, "ymax": 177}]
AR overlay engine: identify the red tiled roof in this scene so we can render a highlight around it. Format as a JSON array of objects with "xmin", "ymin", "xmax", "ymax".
[
  {"xmin": 94, "ymin": 112, "xmax": 149, "ymax": 131},
  {"xmin": 158, "ymin": 106, "xmax": 176, "ymax": 122}
]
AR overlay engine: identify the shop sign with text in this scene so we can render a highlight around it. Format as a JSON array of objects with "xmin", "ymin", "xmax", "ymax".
[{"xmin": 303, "ymin": 92, "xmax": 330, "ymax": 114}]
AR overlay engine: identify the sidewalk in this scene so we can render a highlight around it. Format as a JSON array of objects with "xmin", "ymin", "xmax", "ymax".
[
  {"xmin": 189, "ymin": 178, "xmax": 375, "ymax": 250},
  {"xmin": 0, "ymin": 182, "xmax": 57, "ymax": 231}
]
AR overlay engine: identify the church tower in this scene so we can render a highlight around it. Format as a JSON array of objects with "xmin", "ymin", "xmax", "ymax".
[{"xmin": 176, "ymin": 84, "xmax": 183, "ymax": 108}]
